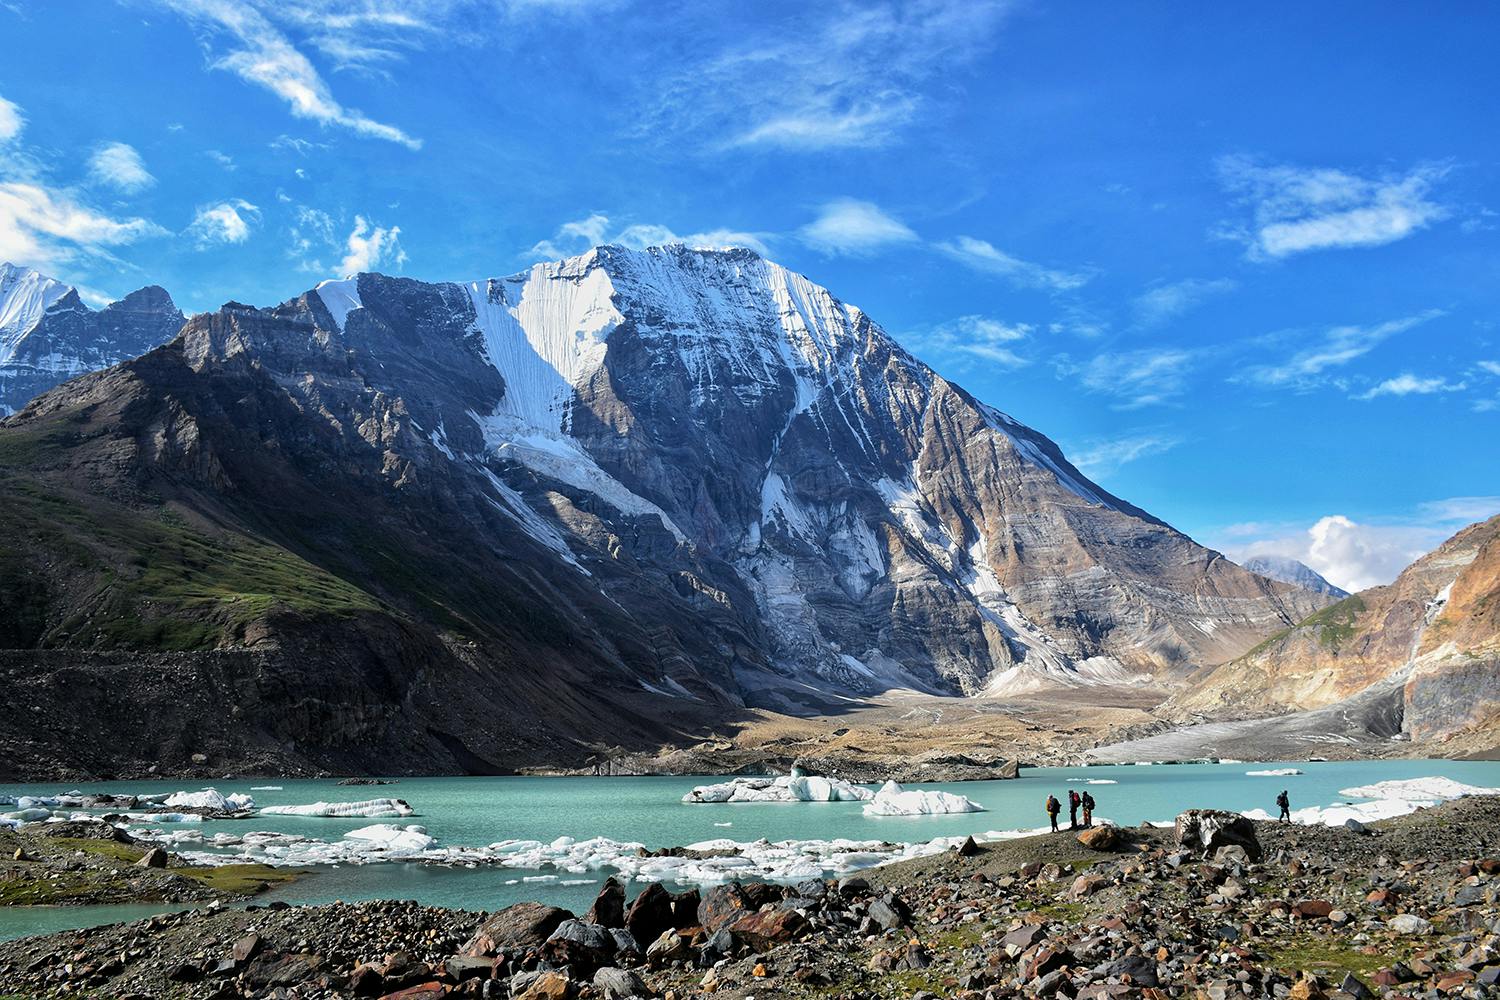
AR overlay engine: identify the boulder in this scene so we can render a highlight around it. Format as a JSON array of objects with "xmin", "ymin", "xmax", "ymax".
[
  {"xmin": 594, "ymin": 966, "xmax": 649, "ymax": 1000},
  {"xmin": 242, "ymin": 953, "xmax": 323, "ymax": 987},
  {"xmin": 867, "ymin": 897, "xmax": 907, "ymax": 930},
  {"xmin": 445, "ymin": 955, "xmax": 495, "ymax": 982},
  {"xmin": 957, "ymin": 835, "xmax": 983, "ymax": 857},
  {"xmin": 516, "ymin": 971, "xmax": 573, "ymax": 1000},
  {"xmin": 543, "ymin": 919, "xmax": 615, "ymax": 975},
  {"xmin": 135, "ymin": 846, "xmax": 169, "ymax": 869},
  {"xmin": 585, "ymin": 877, "xmax": 626, "ymax": 928},
  {"xmin": 730, "ymin": 908, "xmax": 810, "ymax": 950},
  {"xmin": 669, "ymin": 887, "xmax": 700, "ymax": 929},
  {"xmin": 645, "ymin": 929, "xmax": 688, "ymax": 967},
  {"xmin": 698, "ymin": 881, "xmax": 779, "ymax": 932},
  {"xmin": 1077, "ymin": 825, "xmax": 1119, "ymax": 851},
  {"xmin": 624, "ymin": 882, "xmax": 675, "ymax": 943},
  {"xmin": 1387, "ymin": 914, "xmax": 1433, "ymax": 935},
  {"xmin": 462, "ymin": 902, "xmax": 572, "ymax": 956},
  {"xmin": 997, "ymin": 759, "xmax": 1021, "ymax": 779},
  {"xmin": 1105, "ymin": 954, "xmax": 1159, "ymax": 988},
  {"xmin": 1292, "ymin": 899, "xmax": 1333, "ymax": 919},
  {"xmin": 1174, "ymin": 809, "xmax": 1261, "ymax": 862}
]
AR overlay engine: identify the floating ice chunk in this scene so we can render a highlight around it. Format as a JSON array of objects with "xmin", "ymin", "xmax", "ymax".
[
  {"xmin": 682, "ymin": 775, "xmax": 873, "ymax": 804},
  {"xmin": 713, "ymin": 822, "xmax": 733, "ymax": 827},
  {"xmin": 862, "ymin": 781, "xmax": 985, "ymax": 816},
  {"xmin": 1246, "ymin": 768, "xmax": 1304, "ymax": 777},
  {"xmin": 1067, "ymin": 778, "xmax": 1118, "ymax": 784},
  {"xmin": 163, "ymin": 788, "xmax": 255, "ymax": 811},
  {"xmin": 250, "ymin": 786, "xmax": 283, "ymax": 791},
  {"xmin": 2, "ymin": 808, "xmax": 50, "ymax": 823},
  {"xmin": 344, "ymin": 824, "xmax": 435, "ymax": 854},
  {"xmin": 1339, "ymin": 777, "xmax": 1500, "ymax": 801},
  {"xmin": 262, "ymin": 798, "xmax": 414, "ymax": 818}
]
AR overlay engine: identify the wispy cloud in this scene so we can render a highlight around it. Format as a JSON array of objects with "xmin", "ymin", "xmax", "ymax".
[
  {"xmin": 154, "ymin": 0, "xmax": 421, "ymax": 149},
  {"xmin": 934, "ymin": 235, "xmax": 1092, "ymax": 291},
  {"xmin": 1070, "ymin": 431, "xmax": 1182, "ymax": 478},
  {"xmin": 186, "ymin": 199, "xmax": 261, "ymax": 247},
  {"xmin": 87, "ymin": 142, "xmax": 155, "ymax": 193},
  {"xmin": 1477, "ymin": 360, "xmax": 1500, "ymax": 377},
  {"xmin": 907, "ymin": 314, "xmax": 1033, "ymax": 369},
  {"xmin": 339, "ymin": 215, "xmax": 406, "ymax": 275},
  {"xmin": 641, "ymin": 0, "xmax": 1015, "ymax": 151},
  {"xmin": 1240, "ymin": 310, "xmax": 1444, "ymax": 389},
  {"xmin": 204, "ymin": 149, "xmax": 237, "ymax": 170},
  {"xmin": 1217, "ymin": 155, "xmax": 1449, "ymax": 259},
  {"xmin": 1133, "ymin": 277, "xmax": 1235, "ymax": 326},
  {"xmin": 798, "ymin": 199, "xmax": 917, "ymax": 255},
  {"xmin": 0, "ymin": 93, "xmax": 22, "ymax": 143},
  {"xmin": 1072, "ymin": 347, "xmax": 1194, "ymax": 409},
  {"xmin": 0, "ymin": 180, "xmax": 166, "ymax": 268},
  {"xmin": 1355, "ymin": 373, "xmax": 1466, "ymax": 401},
  {"xmin": 527, "ymin": 213, "xmax": 770, "ymax": 260}
]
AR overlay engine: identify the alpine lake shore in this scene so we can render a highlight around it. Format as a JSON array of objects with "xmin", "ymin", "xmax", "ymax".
[{"xmin": 6, "ymin": 794, "xmax": 1500, "ymax": 999}]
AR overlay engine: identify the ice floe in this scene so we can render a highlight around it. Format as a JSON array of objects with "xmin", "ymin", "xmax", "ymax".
[
  {"xmin": 862, "ymin": 781, "xmax": 985, "ymax": 816},
  {"xmin": 164, "ymin": 788, "xmax": 255, "ymax": 811},
  {"xmin": 261, "ymin": 798, "xmax": 414, "ymax": 818},
  {"xmin": 1339, "ymin": 777, "xmax": 1500, "ymax": 801},
  {"xmin": 682, "ymin": 776, "xmax": 873, "ymax": 804},
  {"xmin": 1066, "ymin": 778, "xmax": 1118, "ymax": 785},
  {"xmin": 1246, "ymin": 768, "xmax": 1304, "ymax": 777}
]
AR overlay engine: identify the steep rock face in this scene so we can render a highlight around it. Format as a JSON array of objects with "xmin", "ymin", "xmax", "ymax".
[
  {"xmin": 1241, "ymin": 555, "xmax": 1348, "ymax": 599},
  {"xmin": 1167, "ymin": 515, "xmax": 1500, "ymax": 741},
  {"xmin": 0, "ymin": 245, "xmax": 1332, "ymax": 774},
  {"xmin": 0, "ymin": 263, "xmax": 184, "ymax": 415}
]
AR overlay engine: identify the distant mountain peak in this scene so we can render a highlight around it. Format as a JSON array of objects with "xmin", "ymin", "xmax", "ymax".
[{"xmin": 1242, "ymin": 554, "xmax": 1349, "ymax": 598}]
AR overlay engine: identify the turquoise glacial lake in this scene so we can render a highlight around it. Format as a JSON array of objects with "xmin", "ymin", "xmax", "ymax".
[{"xmin": 3, "ymin": 759, "xmax": 1499, "ymax": 941}]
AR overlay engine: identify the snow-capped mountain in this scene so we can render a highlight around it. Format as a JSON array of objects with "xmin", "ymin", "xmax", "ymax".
[
  {"xmin": 0, "ymin": 245, "xmax": 1331, "ymax": 774},
  {"xmin": 1242, "ymin": 555, "xmax": 1348, "ymax": 598},
  {"xmin": 0, "ymin": 262, "xmax": 183, "ymax": 415}
]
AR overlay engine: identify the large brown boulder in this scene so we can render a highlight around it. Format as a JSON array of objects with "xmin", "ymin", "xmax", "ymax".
[
  {"xmin": 729, "ymin": 908, "xmax": 810, "ymax": 951},
  {"xmin": 1077, "ymin": 825, "xmax": 1119, "ymax": 851},
  {"xmin": 1174, "ymin": 809, "xmax": 1261, "ymax": 861},
  {"xmin": 624, "ymin": 882, "xmax": 674, "ymax": 943},
  {"xmin": 542, "ymin": 919, "xmax": 615, "ymax": 976},
  {"xmin": 697, "ymin": 882, "xmax": 779, "ymax": 932},
  {"xmin": 584, "ymin": 877, "xmax": 626, "ymax": 928},
  {"xmin": 462, "ymin": 902, "xmax": 572, "ymax": 957}
]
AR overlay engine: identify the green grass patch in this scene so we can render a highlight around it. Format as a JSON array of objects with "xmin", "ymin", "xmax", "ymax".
[
  {"xmin": 1265, "ymin": 939, "xmax": 1396, "ymax": 981},
  {"xmin": 1297, "ymin": 595, "xmax": 1368, "ymax": 651},
  {"xmin": 178, "ymin": 864, "xmax": 305, "ymax": 895},
  {"xmin": 50, "ymin": 838, "xmax": 147, "ymax": 863}
]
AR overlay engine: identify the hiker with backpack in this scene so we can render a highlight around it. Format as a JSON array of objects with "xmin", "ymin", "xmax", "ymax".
[{"xmin": 1045, "ymin": 793, "xmax": 1061, "ymax": 832}]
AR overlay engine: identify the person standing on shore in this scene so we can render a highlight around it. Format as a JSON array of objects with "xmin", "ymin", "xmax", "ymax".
[
  {"xmin": 1046, "ymin": 794, "xmax": 1061, "ymax": 832},
  {"xmin": 1081, "ymin": 790, "xmax": 1095, "ymax": 828},
  {"xmin": 1068, "ymin": 789, "xmax": 1081, "ymax": 830},
  {"xmin": 1277, "ymin": 790, "xmax": 1291, "ymax": 822}
]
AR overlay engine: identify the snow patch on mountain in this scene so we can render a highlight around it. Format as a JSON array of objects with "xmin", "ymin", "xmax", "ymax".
[
  {"xmin": 1, "ymin": 263, "xmax": 71, "ymax": 359},
  {"xmin": 314, "ymin": 277, "xmax": 363, "ymax": 333}
]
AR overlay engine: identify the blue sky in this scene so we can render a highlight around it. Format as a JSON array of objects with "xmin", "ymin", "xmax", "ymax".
[{"xmin": 1, "ymin": 0, "xmax": 1496, "ymax": 589}]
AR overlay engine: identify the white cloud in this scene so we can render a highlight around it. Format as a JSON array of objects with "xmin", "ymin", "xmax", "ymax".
[
  {"xmin": 1074, "ymin": 347, "xmax": 1194, "ymax": 409},
  {"xmin": 1225, "ymin": 497, "xmax": 1500, "ymax": 593},
  {"xmin": 1217, "ymin": 156, "xmax": 1449, "ymax": 259},
  {"xmin": 0, "ymin": 180, "xmax": 166, "ymax": 268},
  {"xmin": 934, "ymin": 235, "xmax": 1091, "ymax": 292},
  {"xmin": 1477, "ymin": 360, "xmax": 1500, "ymax": 376},
  {"xmin": 1240, "ymin": 310, "xmax": 1443, "ymax": 389},
  {"xmin": 0, "ymin": 94, "xmax": 22, "ymax": 143},
  {"xmin": 204, "ymin": 149, "xmax": 237, "ymax": 170},
  {"xmin": 155, "ymin": 0, "xmax": 421, "ymax": 149},
  {"xmin": 339, "ymin": 215, "xmax": 406, "ymax": 275},
  {"xmin": 908, "ymin": 314, "xmax": 1033, "ymax": 368},
  {"xmin": 1355, "ymin": 373, "xmax": 1466, "ymax": 401},
  {"xmin": 798, "ymin": 199, "xmax": 917, "ymax": 255},
  {"xmin": 642, "ymin": 0, "xmax": 1015, "ymax": 151},
  {"xmin": 87, "ymin": 142, "xmax": 155, "ymax": 193},
  {"xmin": 1133, "ymin": 277, "xmax": 1235, "ymax": 326},
  {"xmin": 527, "ymin": 213, "xmax": 770, "ymax": 260},
  {"xmin": 1070, "ymin": 432, "xmax": 1182, "ymax": 479},
  {"xmin": 186, "ymin": 199, "xmax": 261, "ymax": 247}
]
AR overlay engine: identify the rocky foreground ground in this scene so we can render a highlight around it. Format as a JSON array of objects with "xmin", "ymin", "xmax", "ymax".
[{"xmin": 6, "ymin": 798, "xmax": 1500, "ymax": 999}]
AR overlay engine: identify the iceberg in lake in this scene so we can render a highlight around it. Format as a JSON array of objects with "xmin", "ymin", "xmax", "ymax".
[
  {"xmin": 262, "ymin": 798, "xmax": 414, "ymax": 818},
  {"xmin": 861, "ymin": 781, "xmax": 985, "ymax": 816},
  {"xmin": 1246, "ymin": 768, "xmax": 1303, "ymax": 777},
  {"xmin": 682, "ymin": 775, "xmax": 873, "ymax": 803},
  {"xmin": 164, "ymin": 788, "xmax": 255, "ymax": 811},
  {"xmin": 1339, "ymin": 777, "xmax": 1500, "ymax": 801}
]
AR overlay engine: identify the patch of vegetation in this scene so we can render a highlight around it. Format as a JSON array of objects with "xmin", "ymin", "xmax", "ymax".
[
  {"xmin": 177, "ymin": 863, "xmax": 305, "ymax": 895},
  {"xmin": 0, "ymin": 473, "xmax": 382, "ymax": 651},
  {"xmin": 1299, "ymin": 595, "xmax": 1368, "ymax": 651},
  {"xmin": 50, "ymin": 838, "xmax": 146, "ymax": 863},
  {"xmin": 1026, "ymin": 900, "xmax": 1085, "ymax": 922},
  {"xmin": 1265, "ymin": 938, "xmax": 1397, "ymax": 981}
]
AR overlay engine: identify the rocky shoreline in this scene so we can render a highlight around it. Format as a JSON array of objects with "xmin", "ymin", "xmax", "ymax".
[{"xmin": 6, "ymin": 797, "xmax": 1500, "ymax": 997}]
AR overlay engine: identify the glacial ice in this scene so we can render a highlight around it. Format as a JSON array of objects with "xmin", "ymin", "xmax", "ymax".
[
  {"xmin": 861, "ymin": 781, "xmax": 985, "ymax": 816},
  {"xmin": 1339, "ymin": 777, "xmax": 1500, "ymax": 801},
  {"xmin": 261, "ymin": 798, "xmax": 414, "ymax": 818},
  {"xmin": 164, "ymin": 788, "xmax": 255, "ymax": 811},
  {"xmin": 1246, "ymin": 768, "xmax": 1304, "ymax": 777},
  {"xmin": 682, "ymin": 776, "xmax": 874, "ymax": 804}
]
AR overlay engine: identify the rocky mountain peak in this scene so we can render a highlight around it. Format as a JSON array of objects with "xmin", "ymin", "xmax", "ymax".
[{"xmin": 1241, "ymin": 555, "xmax": 1349, "ymax": 598}]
